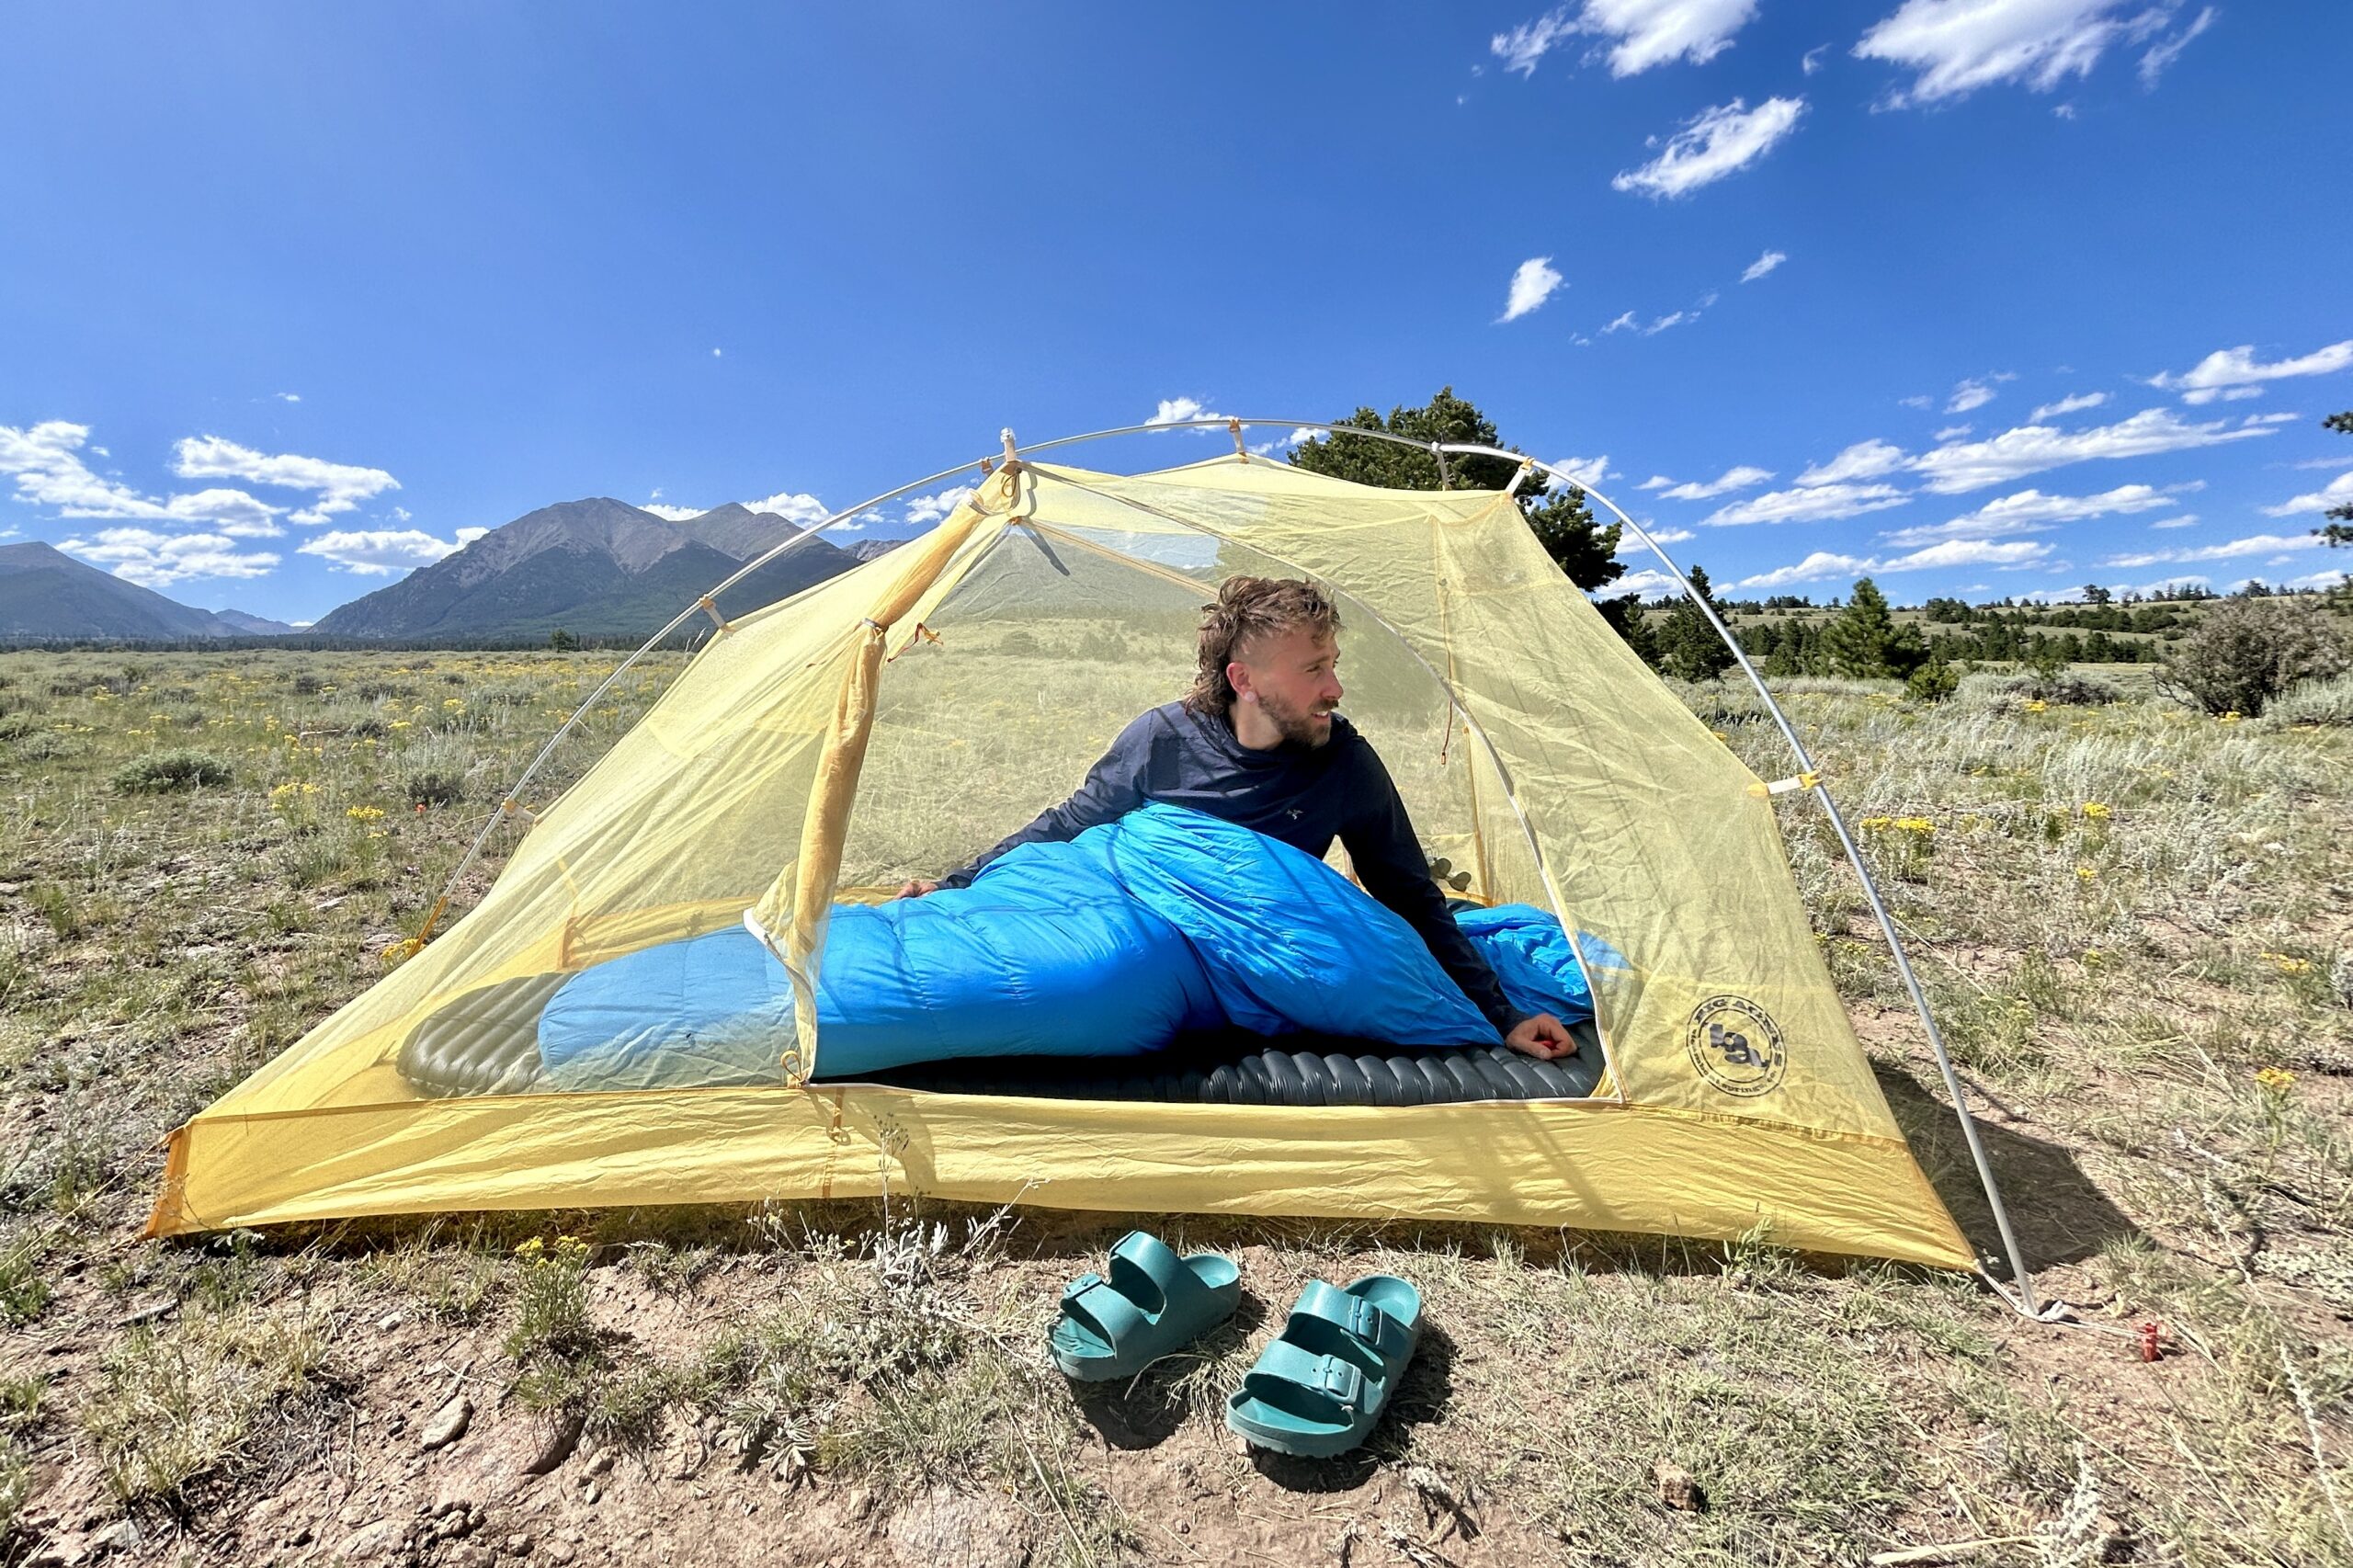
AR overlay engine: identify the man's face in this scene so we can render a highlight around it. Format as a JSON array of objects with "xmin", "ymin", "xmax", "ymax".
[{"xmin": 1233, "ymin": 626, "xmax": 1344, "ymax": 747}]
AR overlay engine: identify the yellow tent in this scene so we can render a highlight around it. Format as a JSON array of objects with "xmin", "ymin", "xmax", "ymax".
[{"xmin": 149, "ymin": 428, "xmax": 2008, "ymax": 1281}]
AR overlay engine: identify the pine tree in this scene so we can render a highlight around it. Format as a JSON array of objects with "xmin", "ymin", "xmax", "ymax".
[
  {"xmin": 1658, "ymin": 564, "xmax": 1736, "ymax": 681},
  {"xmin": 1822, "ymin": 577, "xmax": 1929, "ymax": 678}
]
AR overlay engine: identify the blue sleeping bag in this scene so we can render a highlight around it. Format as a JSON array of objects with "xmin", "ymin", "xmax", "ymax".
[{"xmin": 537, "ymin": 802, "xmax": 1610, "ymax": 1091}]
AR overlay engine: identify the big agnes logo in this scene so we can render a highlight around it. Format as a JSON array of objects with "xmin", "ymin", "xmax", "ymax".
[{"xmin": 1682, "ymin": 994, "xmax": 1787, "ymax": 1097}]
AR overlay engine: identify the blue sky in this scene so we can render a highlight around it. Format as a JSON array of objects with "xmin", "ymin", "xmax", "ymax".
[{"xmin": 3, "ymin": 2, "xmax": 2347, "ymax": 622}]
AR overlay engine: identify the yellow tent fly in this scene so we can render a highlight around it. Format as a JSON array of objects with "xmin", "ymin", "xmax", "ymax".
[{"xmin": 151, "ymin": 427, "xmax": 2015, "ymax": 1289}]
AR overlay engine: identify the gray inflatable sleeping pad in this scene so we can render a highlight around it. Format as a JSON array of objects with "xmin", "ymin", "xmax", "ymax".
[{"xmin": 396, "ymin": 973, "xmax": 1605, "ymax": 1105}]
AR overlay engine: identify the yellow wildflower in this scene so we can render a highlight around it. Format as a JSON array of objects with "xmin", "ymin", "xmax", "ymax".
[
  {"xmin": 2080, "ymin": 801, "xmax": 2111, "ymax": 821},
  {"xmin": 2075, "ymin": 865, "xmax": 2098, "ymax": 881},
  {"xmin": 2024, "ymin": 699, "xmax": 2048, "ymax": 713},
  {"xmin": 2219, "ymin": 710, "xmax": 2242, "ymax": 724},
  {"xmin": 2256, "ymin": 1066, "xmax": 2296, "ymax": 1093},
  {"xmin": 346, "ymin": 805, "xmax": 386, "ymax": 824},
  {"xmin": 2260, "ymin": 952, "xmax": 2312, "ymax": 974}
]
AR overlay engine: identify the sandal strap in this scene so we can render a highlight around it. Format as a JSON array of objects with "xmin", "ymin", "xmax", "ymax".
[
  {"xmin": 1291, "ymin": 1279, "xmax": 1411, "ymax": 1364},
  {"xmin": 1105, "ymin": 1231, "xmax": 1188, "ymax": 1315},
  {"xmin": 1245, "ymin": 1338, "xmax": 1368, "ymax": 1420},
  {"xmin": 1059, "ymin": 1274, "xmax": 1147, "ymax": 1351}
]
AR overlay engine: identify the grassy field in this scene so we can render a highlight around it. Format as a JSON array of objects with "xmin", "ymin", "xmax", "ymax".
[{"xmin": 2, "ymin": 646, "xmax": 2351, "ymax": 1566}]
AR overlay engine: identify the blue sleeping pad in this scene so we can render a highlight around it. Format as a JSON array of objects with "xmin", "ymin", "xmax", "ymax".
[{"xmin": 538, "ymin": 803, "xmax": 1604, "ymax": 1090}]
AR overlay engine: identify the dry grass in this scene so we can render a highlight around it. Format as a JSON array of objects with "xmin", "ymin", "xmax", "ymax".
[{"xmin": 0, "ymin": 643, "xmax": 2349, "ymax": 1564}]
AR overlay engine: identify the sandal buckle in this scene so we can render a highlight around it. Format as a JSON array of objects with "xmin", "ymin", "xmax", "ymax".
[{"xmin": 1317, "ymin": 1356, "xmax": 1365, "ymax": 1410}]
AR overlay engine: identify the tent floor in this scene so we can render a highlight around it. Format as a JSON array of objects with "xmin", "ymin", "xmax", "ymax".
[{"xmin": 397, "ymin": 974, "xmax": 1606, "ymax": 1108}]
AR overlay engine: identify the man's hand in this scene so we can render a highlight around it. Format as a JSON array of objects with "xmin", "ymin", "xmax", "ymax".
[
  {"xmin": 1504, "ymin": 1012, "xmax": 1578, "ymax": 1061},
  {"xmin": 893, "ymin": 879, "xmax": 939, "ymax": 901}
]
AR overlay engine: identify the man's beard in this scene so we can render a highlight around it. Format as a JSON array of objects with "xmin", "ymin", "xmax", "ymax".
[{"xmin": 1259, "ymin": 690, "xmax": 1336, "ymax": 748}]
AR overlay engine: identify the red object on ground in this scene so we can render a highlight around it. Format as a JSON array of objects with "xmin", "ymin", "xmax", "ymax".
[{"xmin": 2136, "ymin": 1322, "xmax": 2164, "ymax": 1362}]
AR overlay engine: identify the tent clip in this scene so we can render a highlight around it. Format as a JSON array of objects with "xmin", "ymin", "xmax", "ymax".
[
  {"xmin": 1505, "ymin": 460, "xmax": 1538, "ymax": 499},
  {"xmin": 1431, "ymin": 444, "xmax": 1452, "ymax": 490},
  {"xmin": 500, "ymin": 797, "xmax": 537, "ymax": 826},
  {"xmin": 1229, "ymin": 417, "xmax": 1248, "ymax": 460},
  {"xmin": 1752, "ymin": 771, "xmax": 1822, "ymax": 798},
  {"xmin": 696, "ymin": 596, "xmax": 732, "ymax": 634}
]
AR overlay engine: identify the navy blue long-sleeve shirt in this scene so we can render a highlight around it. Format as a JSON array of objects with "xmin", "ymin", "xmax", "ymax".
[{"xmin": 939, "ymin": 700, "xmax": 1530, "ymax": 1037}]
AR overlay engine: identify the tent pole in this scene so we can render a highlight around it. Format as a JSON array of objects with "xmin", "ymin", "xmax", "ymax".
[{"xmin": 1471, "ymin": 445, "xmax": 2040, "ymax": 1318}]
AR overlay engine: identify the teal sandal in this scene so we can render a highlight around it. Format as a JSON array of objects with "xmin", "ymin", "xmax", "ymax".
[
  {"xmin": 1049, "ymin": 1230, "xmax": 1241, "ymax": 1382},
  {"xmin": 1225, "ymin": 1275, "xmax": 1421, "ymax": 1457}
]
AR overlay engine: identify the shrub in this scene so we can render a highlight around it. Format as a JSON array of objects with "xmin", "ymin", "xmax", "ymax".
[
  {"xmin": 1904, "ymin": 657, "xmax": 1962, "ymax": 704},
  {"xmin": 404, "ymin": 768, "xmax": 465, "ymax": 808},
  {"xmin": 1997, "ymin": 669, "xmax": 2121, "ymax": 707},
  {"xmin": 110, "ymin": 750, "xmax": 232, "ymax": 793},
  {"xmin": 0, "ymin": 715, "xmax": 35, "ymax": 742},
  {"xmin": 2157, "ymin": 597, "xmax": 2352, "ymax": 716},
  {"xmin": 2263, "ymin": 671, "xmax": 2353, "ymax": 727},
  {"xmin": 290, "ymin": 672, "xmax": 325, "ymax": 696}
]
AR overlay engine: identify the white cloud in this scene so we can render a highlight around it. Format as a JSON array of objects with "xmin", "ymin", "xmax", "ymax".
[
  {"xmin": 0, "ymin": 420, "xmax": 288, "ymax": 537},
  {"xmin": 740, "ymin": 490, "xmax": 831, "ymax": 525},
  {"xmin": 1877, "ymin": 482, "xmax": 2179, "ymax": 546},
  {"xmin": 2281, "ymin": 567, "xmax": 2352, "ymax": 590},
  {"xmin": 2241, "ymin": 411, "xmax": 2299, "ymax": 425},
  {"xmin": 905, "ymin": 485, "xmax": 978, "ymax": 525},
  {"xmin": 1494, "ymin": 3, "xmax": 1760, "ymax": 78},
  {"xmin": 1911, "ymin": 406, "xmax": 2273, "ymax": 494},
  {"xmin": 1802, "ymin": 43, "xmax": 1829, "ymax": 74},
  {"xmin": 1854, "ymin": 0, "xmax": 2181, "ymax": 108},
  {"xmin": 297, "ymin": 528, "xmax": 470, "ymax": 575},
  {"xmin": 1740, "ymin": 249, "xmax": 1788, "ymax": 282},
  {"xmin": 1546, "ymin": 454, "xmax": 1618, "ymax": 491},
  {"xmin": 2151, "ymin": 340, "xmax": 2353, "ymax": 404},
  {"xmin": 1500, "ymin": 256, "xmax": 1566, "ymax": 322},
  {"xmin": 1947, "ymin": 377, "xmax": 1998, "ymax": 414},
  {"xmin": 638, "ymin": 503, "xmax": 703, "ymax": 522},
  {"xmin": 60, "ymin": 527, "xmax": 279, "ymax": 588},
  {"xmin": 1733, "ymin": 551, "xmax": 1876, "ymax": 589},
  {"xmin": 455, "ymin": 527, "xmax": 488, "ymax": 545},
  {"xmin": 1732, "ymin": 536, "xmax": 2052, "ymax": 589},
  {"xmin": 1796, "ymin": 438, "xmax": 1910, "ymax": 487},
  {"xmin": 1882, "ymin": 538, "xmax": 2052, "ymax": 572},
  {"xmin": 1898, "ymin": 394, "xmax": 1934, "ymax": 410},
  {"xmin": 1643, "ymin": 311, "xmax": 1693, "ymax": 334},
  {"xmin": 1637, "ymin": 475, "xmax": 1676, "ymax": 491},
  {"xmin": 1611, "ymin": 97, "xmax": 1805, "ymax": 199},
  {"xmin": 2262, "ymin": 471, "xmax": 2353, "ymax": 517},
  {"xmin": 1703, "ymin": 482, "xmax": 1910, "ymax": 527},
  {"xmin": 1934, "ymin": 424, "xmax": 1973, "ymax": 440},
  {"xmin": 1608, "ymin": 568, "xmax": 1683, "ymax": 597},
  {"xmin": 2290, "ymin": 453, "xmax": 2353, "ymax": 471},
  {"xmin": 1492, "ymin": 8, "xmax": 1574, "ymax": 74},
  {"xmin": 2103, "ymin": 533, "xmax": 2329, "ymax": 569},
  {"xmin": 273, "ymin": 392, "xmax": 301, "ymax": 403},
  {"xmin": 2029, "ymin": 391, "xmax": 2109, "ymax": 420},
  {"xmin": 1146, "ymin": 397, "xmax": 1227, "ymax": 429},
  {"xmin": 1613, "ymin": 527, "xmax": 1698, "ymax": 563},
  {"xmin": 1658, "ymin": 464, "xmax": 1774, "ymax": 500},
  {"xmin": 1601, "ymin": 310, "xmax": 1640, "ymax": 334},
  {"xmin": 2146, "ymin": 515, "xmax": 2198, "ymax": 528},
  {"xmin": 2138, "ymin": 6, "xmax": 2215, "ymax": 86},
  {"xmin": 171, "ymin": 434, "xmax": 398, "ymax": 525}
]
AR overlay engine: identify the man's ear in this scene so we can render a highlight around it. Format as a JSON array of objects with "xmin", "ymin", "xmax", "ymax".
[{"xmin": 1226, "ymin": 660, "xmax": 1256, "ymax": 703}]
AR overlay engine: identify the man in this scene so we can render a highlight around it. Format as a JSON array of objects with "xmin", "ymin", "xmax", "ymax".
[{"xmin": 896, "ymin": 575, "xmax": 1578, "ymax": 1061}]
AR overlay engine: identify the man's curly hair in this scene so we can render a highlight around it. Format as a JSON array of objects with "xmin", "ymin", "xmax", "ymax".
[{"xmin": 1184, "ymin": 575, "xmax": 1342, "ymax": 716}]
